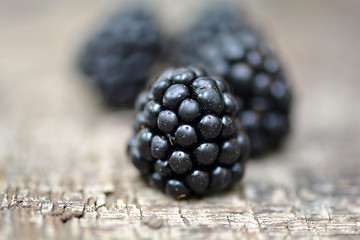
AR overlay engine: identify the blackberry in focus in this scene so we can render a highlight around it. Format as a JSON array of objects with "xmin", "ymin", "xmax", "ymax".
[
  {"xmin": 79, "ymin": 7, "xmax": 160, "ymax": 106},
  {"xmin": 169, "ymin": 6, "xmax": 293, "ymax": 156},
  {"xmin": 127, "ymin": 67, "xmax": 250, "ymax": 199}
]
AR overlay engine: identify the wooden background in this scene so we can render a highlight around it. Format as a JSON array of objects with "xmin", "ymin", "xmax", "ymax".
[{"xmin": 0, "ymin": 0, "xmax": 360, "ymax": 239}]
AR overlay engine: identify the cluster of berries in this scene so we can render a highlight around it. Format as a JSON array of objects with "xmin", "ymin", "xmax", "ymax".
[
  {"xmin": 79, "ymin": 5, "xmax": 293, "ymax": 199},
  {"xmin": 127, "ymin": 66, "xmax": 250, "ymax": 199}
]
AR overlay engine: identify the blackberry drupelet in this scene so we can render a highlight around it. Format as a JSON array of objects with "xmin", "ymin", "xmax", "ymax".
[
  {"xmin": 167, "ymin": 6, "xmax": 245, "ymax": 67},
  {"xmin": 79, "ymin": 7, "xmax": 160, "ymax": 106},
  {"xmin": 169, "ymin": 6, "xmax": 292, "ymax": 156},
  {"xmin": 127, "ymin": 66, "xmax": 250, "ymax": 199}
]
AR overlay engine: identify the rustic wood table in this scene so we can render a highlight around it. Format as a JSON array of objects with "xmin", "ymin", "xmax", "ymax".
[{"xmin": 1, "ymin": 0, "xmax": 359, "ymax": 239}]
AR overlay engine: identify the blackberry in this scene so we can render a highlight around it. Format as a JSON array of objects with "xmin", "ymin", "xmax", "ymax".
[
  {"xmin": 127, "ymin": 67, "xmax": 250, "ymax": 199},
  {"xmin": 79, "ymin": 7, "xmax": 160, "ymax": 107},
  {"xmin": 169, "ymin": 6, "xmax": 292, "ymax": 156}
]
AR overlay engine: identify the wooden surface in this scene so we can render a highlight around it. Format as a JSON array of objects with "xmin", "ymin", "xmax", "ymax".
[{"xmin": 1, "ymin": 0, "xmax": 360, "ymax": 239}]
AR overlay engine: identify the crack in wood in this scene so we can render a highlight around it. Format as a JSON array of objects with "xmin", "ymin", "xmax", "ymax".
[{"xmin": 178, "ymin": 208, "xmax": 190, "ymax": 226}]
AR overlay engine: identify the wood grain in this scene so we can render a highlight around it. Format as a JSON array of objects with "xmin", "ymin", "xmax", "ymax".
[{"xmin": 0, "ymin": 0, "xmax": 360, "ymax": 239}]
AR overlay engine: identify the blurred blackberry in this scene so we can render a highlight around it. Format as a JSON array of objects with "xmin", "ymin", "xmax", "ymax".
[
  {"xmin": 127, "ymin": 66, "xmax": 250, "ymax": 199},
  {"xmin": 169, "ymin": 6, "xmax": 293, "ymax": 156},
  {"xmin": 79, "ymin": 7, "xmax": 161, "ymax": 107},
  {"xmin": 167, "ymin": 5, "xmax": 246, "ymax": 66}
]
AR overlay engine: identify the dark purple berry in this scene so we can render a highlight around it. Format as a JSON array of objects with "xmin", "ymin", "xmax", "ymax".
[
  {"xmin": 231, "ymin": 163, "xmax": 245, "ymax": 184},
  {"xmin": 151, "ymin": 135, "xmax": 169, "ymax": 159},
  {"xmin": 223, "ymin": 93, "xmax": 239, "ymax": 115},
  {"xmin": 187, "ymin": 66, "xmax": 207, "ymax": 78},
  {"xmin": 230, "ymin": 63, "xmax": 253, "ymax": 91},
  {"xmin": 166, "ymin": 180, "xmax": 190, "ymax": 199},
  {"xmin": 186, "ymin": 170, "xmax": 210, "ymax": 193},
  {"xmin": 253, "ymin": 73, "xmax": 271, "ymax": 95},
  {"xmin": 157, "ymin": 110, "xmax": 179, "ymax": 134},
  {"xmin": 178, "ymin": 99, "xmax": 201, "ymax": 122},
  {"xmin": 210, "ymin": 166, "xmax": 232, "ymax": 191},
  {"xmin": 172, "ymin": 68, "xmax": 196, "ymax": 85},
  {"xmin": 198, "ymin": 115, "xmax": 222, "ymax": 140},
  {"xmin": 194, "ymin": 143, "xmax": 219, "ymax": 165},
  {"xmin": 218, "ymin": 138, "xmax": 241, "ymax": 165},
  {"xmin": 135, "ymin": 91, "xmax": 149, "ymax": 112},
  {"xmin": 149, "ymin": 173, "xmax": 166, "ymax": 191},
  {"xmin": 168, "ymin": 6, "xmax": 293, "ymax": 156},
  {"xmin": 191, "ymin": 77, "xmax": 225, "ymax": 114},
  {"xmin": 174, "ymin": 125, "xmax": 198, "ymax": 147},
  {"xmin": 237, "ymin": 132, "xmax": 251, "ymax": 163},
  {"xmin": 151, "ymin": 80, "xmax": 171, "ymax": 102},
  {"xmin": 154, "ymin": 160, "xmax": 173, "ymax": 177},
  {"xmin": 130, "ymin": 148, "xmax": 152, "ymax": 175},
  {"xmin": 144, "ymin": 101, "xmax": 162, "ymax": 128},
  {"xmin": 241, "ymin": 111, "xmax": 260, "ymax": 130},
  {"xmin": 169, "ymin": 151, "xmax": 193, "ymax": 174},
  {"xmin": 127, "ymin": 67, "xmax": 249, "ymax": 199},
  {"xmin": 79, "ymin": 7, "xmax": 160, "ymax": 107},
  {"xmin": 163, "ymin": 84, "xmax": 190, "ymax": 109},
  {"xmin": 215, "ymin": 78, "xmax": 230, "ymax": 93},
  {"xmin": 137, "ymin": 128, "xmax": 154, "ymax": 162},
  {"xmin": 220, "ymin": 116, "xmax": 237, "ymax": 138}
]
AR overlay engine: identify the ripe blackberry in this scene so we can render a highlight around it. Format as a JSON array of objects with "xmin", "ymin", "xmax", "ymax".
[
  {"xmin": 79, "ymin": 7, "xmax": 160, "ymax": 106},
  {"xmin": 127, "ymin": 67, "xmax": 250, "ymax": 199},
  {"xmin": 169, "ymin": 6, "xmax": 292, "ymax": 156}
]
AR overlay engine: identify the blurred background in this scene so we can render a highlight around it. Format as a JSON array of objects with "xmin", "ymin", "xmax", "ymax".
[{"xmin": 0, "ymin": 0, "xmax": 359, "ymax": 182}]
